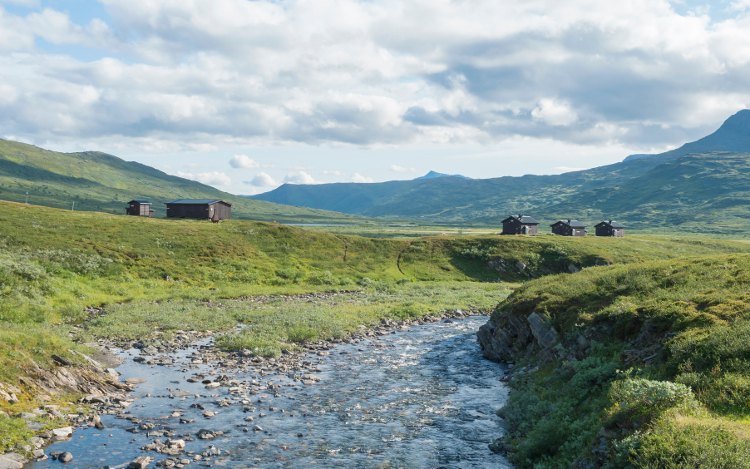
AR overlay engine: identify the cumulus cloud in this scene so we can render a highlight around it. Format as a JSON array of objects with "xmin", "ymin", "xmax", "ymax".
[
  {"xmin": 351, "ymin": 173, "xmax": 373, "ymax": 183},
  {"xmin": 283, "ymin": 170, "xmax": 315, "ymax": 185},
  {"xmin": 244, "ymin": 172, "xmax": 276, "ymax": 187},
  {"xmin": 176, "ymin": 170, "xmax": 231, "ymax": 187},
  {"xmin": 531, "ymin": 99, "xmax": 578, "ymax": 127},
  {"xmin": 390, "ymin": 164, "xmax": 416, "ymax": 173},
  {"xmin": 1, "ymin": 0, "xmax": 750, "ymax": 151},
  {"xmin": 229, "ymin": 154, "xmax": 258, "ymax": 169}
]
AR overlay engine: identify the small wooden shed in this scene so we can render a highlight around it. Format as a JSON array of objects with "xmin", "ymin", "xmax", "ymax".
[
  {"xmin": 551, "ymin": 219, "xmax": 587, "ymax": 236},
  {"xmin": 125, "ymin": 199, "xmax": 153, "ymax": 217},
  {"xmin": 595, "ymin": 220, "xmax": 625, "ymax": 237},
  {"xmin": 501, "ymin": 214, "xmax": 540, "ymax": 235},
  {"xmin": 165, "ymin": 199, "xmax": 232, "ymax": 220}
]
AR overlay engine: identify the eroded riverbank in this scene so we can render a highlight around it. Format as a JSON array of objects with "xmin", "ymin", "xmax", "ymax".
[{"xmin": 26, "ymin": 316, "xmax": 510, "ymax": 468}]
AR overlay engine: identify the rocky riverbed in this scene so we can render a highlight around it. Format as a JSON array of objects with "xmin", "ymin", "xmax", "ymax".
[{"xmin": 21, "ymin": 314, "xmax": 510, "ymax": 468}]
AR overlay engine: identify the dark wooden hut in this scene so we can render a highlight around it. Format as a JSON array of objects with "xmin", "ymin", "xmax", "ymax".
[
  {"xmin": 551, "ymin": 219, "xmax": 587, "ymax": 236},
  {"xmin": 165, "ymin": 199, "xmax": 232, "ymax": 220},
  {"xmin": 125, "ymin": 199, "xmax": 153, "ymax": 217},
  {"xmin": 595, "ymin": 220, "xmax": 624, "ymax": 237},
  {"xmin": 501, "ymin": 214, "xmax": 540, "ymax": 235}
]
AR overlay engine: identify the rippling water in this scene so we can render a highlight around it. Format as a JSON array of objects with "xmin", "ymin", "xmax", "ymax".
[{"xmin": 28, "ymin": 316, "xmax": 511, "ymax": 468}]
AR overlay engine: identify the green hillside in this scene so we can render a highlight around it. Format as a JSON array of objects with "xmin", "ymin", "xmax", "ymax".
[
  {"xmin": 0, "ymin": 139, "xmax": 362, "ymax": 224},
  {"xmin": 483, "ymin": 254, "xmax": 750, "ymax": 467},
  {"xmin": 253, "ymin": 110, "xmax": 750, "ymax": 233}
]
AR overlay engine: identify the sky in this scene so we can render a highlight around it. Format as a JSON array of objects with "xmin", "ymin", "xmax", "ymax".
[{"xmin": 2, "ymin": 0, "xmax": 750, "ymax": 194}]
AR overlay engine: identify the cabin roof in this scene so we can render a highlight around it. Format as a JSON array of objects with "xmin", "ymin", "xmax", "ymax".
[
  {"xmin": 166, "ymin": 199, "xmax": 230, "ymax": 206},
  {"xmin": 552, "ymin": 219, "xmax": 586, "ymax": 228},
  {"xmin": 596, "ymin": 220, "xmax": 625, "ymax": 229},
  {"xmin": 128, "ymin": 199, "xmax": 151, "ymax": 204},
  {"xmin": 502, "ymin": 214, "xmax": 539, "ymax": 225}
]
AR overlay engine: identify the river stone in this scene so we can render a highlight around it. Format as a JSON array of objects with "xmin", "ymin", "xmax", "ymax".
[
  {"xmin": 128, "ymin": 456, "xmax": 153, "ymax": 468},
  {"xmin": 51, "ymin": 426, "xmax": 73, "ymax": 441},
  {"xmin": 59, "ymin": 452, "xmax": 73, "ymax": 463},
  {"xmin": 0, "ymin": 453, "xmax": 24, "ymax": 469}
]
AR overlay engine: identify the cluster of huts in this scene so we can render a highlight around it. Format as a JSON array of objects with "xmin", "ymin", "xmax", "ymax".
[
  {"xmin": 126, "ymin": 199, "xmax": 232, "ymax": 221},
  {"xmin": 501, "ymin": 214, "xmax": 624, "ymax": 237}
]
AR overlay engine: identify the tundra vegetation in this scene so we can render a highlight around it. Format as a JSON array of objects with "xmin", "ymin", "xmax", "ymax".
[
  {"xmin": 491, "ymin": 255, "xmax": 750, "ymax": 467},
  {"xmin": 2, "ymin": 201, "xmax": 750, "ymax": 460}
]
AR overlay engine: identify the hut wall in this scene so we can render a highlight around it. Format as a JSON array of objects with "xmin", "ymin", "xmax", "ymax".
[
  {"xmin": 167, "ymin": 204, "xmax": 211, "ymax": 219},
  {"xmin": 211, "ymin": 202, "xmax": 232, "ymax": 220}
]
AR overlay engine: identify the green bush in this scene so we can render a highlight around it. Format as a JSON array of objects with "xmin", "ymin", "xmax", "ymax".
[
  {"xmin": 629, "ymin": 420, "xmax": 750, "ymax": 469},
  {"xmin": 609, "ymin": 378, "xmax": 698, "ymax": 428}
]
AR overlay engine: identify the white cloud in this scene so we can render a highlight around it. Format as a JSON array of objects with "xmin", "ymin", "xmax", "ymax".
[
  {"xmin": 351, "ymin": 172, "xmax": 373, "ymax": 183},
  {"xmin": 531, "ymin": 99, "xmax": 579, "ymax": 127},
  {"xmin": 176, "ymin": 170, "xmax": 231, "ymax": 187},
  {"xmin": 244, "ymin": 172, "xmax": 276, "ymax": 187},
  {"xmin": 229, "ymin": 154, "xmax": 258, "ymax": 169},
  {"xmin": 390, "ymin": 164, "xmax": 416, "ymax": 173},
  {"xmin": 283, "ymin": 170, "xmax": 315, "ymax": 185},
  {"xmin": 1, "ymin": 0, "xmax": 750, "ymax": 153}
]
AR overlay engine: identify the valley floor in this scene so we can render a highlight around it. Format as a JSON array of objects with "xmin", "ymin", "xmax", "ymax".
[{"xmin": 4, "ymin": 201, "xmax": 750, "ymax": 466}]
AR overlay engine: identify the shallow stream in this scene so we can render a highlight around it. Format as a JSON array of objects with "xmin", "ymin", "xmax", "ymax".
[{"xmin": 28, "ymin": 316, "xmax": 510, "ymax": 468}]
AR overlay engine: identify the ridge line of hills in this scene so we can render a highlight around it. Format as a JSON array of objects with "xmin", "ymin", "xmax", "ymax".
[
  {"xmin": 0, "ymin": 139, "xmax": 364, "ymax": 224},
  {"xmin": 252, "ymin": 110, "xmax": 750, "ymax": 233}
]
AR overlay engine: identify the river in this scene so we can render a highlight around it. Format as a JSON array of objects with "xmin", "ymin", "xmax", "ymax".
[{"xmin": 28, "ymin": 316, "xmax": 511, "ymax": 468}]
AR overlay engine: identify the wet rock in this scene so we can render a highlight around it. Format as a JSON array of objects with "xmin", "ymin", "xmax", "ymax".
[
  {"xmin": 58, "ymin": 451, "xmax": 74, "ymax": 463},
  {"xmin": 166, "ymin": 439, "xmax": 186, "ymax": 450},
  {"xmin": 201, "ymin": 446, "xmax": 221, "ymax": 457},
  {"xmin": 51, "ymin": 426, "xmax": 73, "ymax": 441},
  {"xmin": 197, "ymin": 429, "xmax": 216, "ymax": 440},
  {"xmin": 129, "ymin": 456, "xmax": 154, "ymax": 468},
  {"xmin": 0, "ymin": 453, "xmax": 25, "ymax": 469},
  {"xmin": 32, "ymin": 449, "xmax": 46, "ymax": 460},
  {"xmin": 93, "ymin": 414, "xmax": 105, "ymax": 429},
  {"xmin": 202, "ymin": 410, "xmax": 216, "ymax": 418}
]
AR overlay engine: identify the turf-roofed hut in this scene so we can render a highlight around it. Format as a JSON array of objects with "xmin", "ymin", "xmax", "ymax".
[
  {"xmin": 165, "ymin": 199, "xmax": 232, "ymax": 220},
  {"xmin": 594, "ymin": 220, "xmax": 625, "ymax": 237},
  {"xmin": 551, "ymin": 219, "xmax": 587, "ymax": 236},
  {"xmin": 125, "ymin": 199, "xmax": 154, "ymax": 217},
  {"xmin": 501, "ymin": 214, "xmax": 540, "ymax": 235}
]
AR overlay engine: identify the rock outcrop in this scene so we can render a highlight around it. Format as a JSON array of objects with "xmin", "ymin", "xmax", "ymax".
[{"xmin": 478, "ymin": 309, "xmax": 561, "ymax": 363}]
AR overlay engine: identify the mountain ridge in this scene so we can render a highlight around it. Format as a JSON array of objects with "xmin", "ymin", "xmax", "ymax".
[{"xmin": 251, "ymin": 110, "xmax": 750, "ymax": 233}]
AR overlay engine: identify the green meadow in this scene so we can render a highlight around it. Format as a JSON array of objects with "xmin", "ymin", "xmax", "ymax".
[{"xmin": 3, "ymin": 200, "xmax": 750, "ymax": 458}]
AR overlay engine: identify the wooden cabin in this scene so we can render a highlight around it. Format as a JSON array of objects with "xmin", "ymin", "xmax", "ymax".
[
  {"xmin": 501, "ymin": 214, "xmax": 540, "ymax": 235},
  {"xmin": 551, "ymin": 219, "xmax": 587, "ymax": 236},
  {"xmin": 165, "ymin": 199, "xmax": 232, "ymax": 220},
  {"xmin": 125, "ymin": 199, "xmax": 153, "ymax": 217},
  {"xmin": 595, "ymin": 220, "xmax": 625, "ymax": 237}
]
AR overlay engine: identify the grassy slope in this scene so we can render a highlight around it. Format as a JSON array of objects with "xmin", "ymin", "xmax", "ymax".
[
  {"xmin": 493, "ymin": 255, "xmax": 750, "ymax": 468},
  {"xmin": 0, "ymin": 139, "xmax": 363, "ymax": 223}
]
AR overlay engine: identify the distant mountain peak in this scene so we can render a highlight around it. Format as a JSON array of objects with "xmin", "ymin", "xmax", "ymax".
[
  {"xmin": 717, "ymin": 109, "xmax": 750, "ymax": 133},
  {"xmin": 624, "ymin": 108, "xmax": 750, "ymax": 163},
  {"xmin": 415, "ymin": 170, "xmax": 468, "ymax": 180}
]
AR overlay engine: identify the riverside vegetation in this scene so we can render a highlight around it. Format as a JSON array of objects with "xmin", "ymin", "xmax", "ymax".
[
  {"xmin": 480, "ymin": 255, "xmax": 750, "ymax": 467},
  {"xmin": 3, "ymin": 201, "xmax": 750, "ymax": 462}
]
